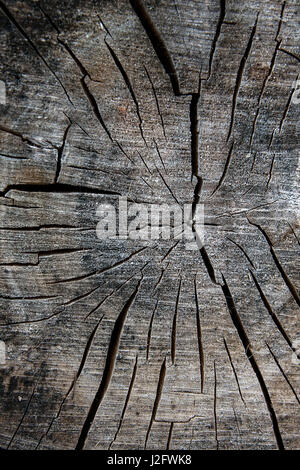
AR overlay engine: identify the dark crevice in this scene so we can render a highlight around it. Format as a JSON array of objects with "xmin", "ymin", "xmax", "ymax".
[
  {"xmin": 63, "ymin": 284, "xmax": 101, "ymax": 307},
  {"xmin": 278, "ymin": 87, "xmax": 294, "ymax": 134},
  {"xmin": 166, "ymin": 422, "xmax": 174, "ymax": 450},
  {"xmin": 49, "ymin": 247, "xmax": 148, "ymax": 286},
  {"xmin": 189, "ymin": 74, "xmax": 203, "ymax": 224},
  {"xmin": 223, "ymin": 338, "xmax": 246, "ymax": 405},
  {"xmin": 0, "ymin": 1, "xmax": 73, "ymax": 104},
  {"xmin": 38, "ymin": 248, "xmax": 88, "ymax": 258},
  {"xmin": 137, "ymin": 150, "xmax": 152, "ymax": 174},
  {"xmin": 109, "ymin": 356, "xmax": 138, "ymax": 449},
  {"xmin": 129, "ymin": 0, "xmax": 180, "ymax": 96},
  {"xmin": 0, "ymin": 224, "xmax": 79, "ymax": 232},
  {"xmin": 39, "ymin": 5, "xmax": 89, "ymax": 79},
  {"xmin": 144, "ymin": 357, "xmax": 167, "ymax": 449},
  {"xmin": 106, "ymin": 41, "xmax": 147, "ymax": 146},
  {"xmin": 7, "ymin": 373, "xmax": 40, "ymax": 449},
  {"xmin": 84, "ymin": 292, "xmax": 115, "ymax": 321},
  {"xmin": 146, "ymin": 299, "xmax": 159, "ymax": 361},
  {"xmin": 199, "ymin": 246, "xmax": 217, "ymax": 284},
  {"xmin": 0, "ymin": 308, "xmax": 65, "ymax": 326},
  {"xmin": 39, "ymin": 6, "xmax": 114, "ymax": 142},
  {"xmin": 189, "ymin": 74, "xmax": 218, "ymax": 286},
  {"xmin": 84, "ymin": 272, "xmax": 137, "ymax": 321},
  {"xmin": 0, "ymin": 262, "xmax": 38, "ymax": 267},
  {"xmin": 250, "ymin": 2, "xmax": 287, "ymax": 148},
  {"xmin": 213, "ymin": 361, "xmax": 219, "ymax": 450},
  {"xmin": 191, "ymin": 177, "xmax": 202, "ymax": 220},
  {"xmin": 97, "ymin": 247, "xmax": 148, "ymax": 276},
  {"xmin": 250, "ymin": 41, "xmax": 281, "ymax": 148},
  {"xmin": 0, "ymin": 183, "xmax": 121, "ymax": 197},
  {"xmin": 155, "ymin": 166, "xmax": 179, "ymax": 204},
  {"xmin": 266, "ymin": 343, "xmax": 300, "ymax": 405},
  {"xmin": 97, "ymin": 13, "xmax": 112, "ymax": 38},
  {"xmin": 278, "ymin": 48, "xmax": 300, "ymax": 62},
  {"xmin": 36, "ymin": 316, "xmax": 105, "ymax": 448},
  {"xmin": 75, "ymin": 276, "xmax": 143, "ymax": 450},
  {"xmin": 208, "ymin": 0, "xmax": 226, "ymax": 79},
  {"xmin": 289, "ymin": 223, "xmax": 300, "ymax": 246},
  {"xmin": 0, "ymin": 153, "xmax": 27, "ymax": 160},
  {"xmin": 171, "ymin": 277, "xmax": 181, "ymax": 365},
  {"xmin": 0, "ymin": 294, "xmax": 58, "ymax": 301},
  {"xmin": 248, "ymin": 219, "xmax": 300, "ymax": 307},
  {"xmin": 268, "ymin": 129, "xmax": 276, "ymax": 150},
  {"xmin": 161, "ymin": 241, "xmax": 180, "ymax": 262},
  {"xmin": 275, "ymin": 2, "xmax": 286, "ymax": 41},
  {"xmin": 194, "ymin": 278, "xmax": 205, "ymax": 393},
  {"xmin": 54, "ymin": 121, "xmax": 72, "ymax": 183},
  {"xmin": 211, "ymin": 141, "xmax": 234, "ymax": 195},
  {"xmin": 0, "ymin": 124, "xmax": 43, "ymax": 148},
  {"xmin": 227, "ymin": 14, "xmax": 258, "ymax": 142},
  {"xmin": 249, "ymin": 269, "xmax": 293, "ymax": 350},
  {"xmin": 80, "ymin": 75, "xmax": 113, "ymax": 141},
  {"xmin": 141, "ymin": 176, "xmax": 153, "ymax": 191},
  {"xmin": 221, "ymin": 275, "xmax": 284, "ymax": 450},
  {"xmin": 47, "ymin": 270, "xmax": 98, "ymax": 286},
  {"xmin": 154, "ymin": 139, "xmax": 166, "ymax": 171},
  {"xmin": 190, "ymin": 84, "xmax": 201, "ymax": 179},
  {"xmin": 266, "ymin": 154, "xmax": 276, "ymax": 189},
  {"xmin": 144, "ymin": 66, "xmax": 166, "ymax": 139},
  {"xmin": 154, "ymin": 262, "xmax": 170, "ymax": 290},
  {"xmin": 227, "ymin": 237, "xmax": 255, "ymax": 268}
]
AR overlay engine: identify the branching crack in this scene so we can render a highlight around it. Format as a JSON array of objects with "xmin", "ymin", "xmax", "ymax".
[
  {"xmin": 7, "ymin": 372, "xmax": 41, "ymax": 449},
  {"xmin": 39, "ymin": 6, "xmax": 117, "ymax": 144},
  {"xmin": 248, "ymin": 218, "xmax": 300, "ymax": 307},
  {"xmin": 249, "ymin": 269, "xmax": 293, "ymax": 350},
  {"xmin": 48, "ymin": 246, "xmax": 148, "ymax": 286},
  {"xmin": 36, "ymin": 316, "xmax": 105, "ymax": 448},
  {"xmin": 0, "ymin": 1, "xmax": 73, "ymax": 104},
  {"xmin": 250, "ymin": 2, "xmax": 286, "ymax": 148},
  {"xmin": 0, "ymin": 124, "xmax": 43, "ymax": 148},
  {"xmin": 221, "ymin": 275, "xmax": 284, "ymax": 450},
  {"xmin": 75, "ymin": 275, "xmax": 143, "ymax": 450},
  {"xmin": 278, "ymin": 48, "xmax": 300, "ymax": 63},
  {"xmin": 106, "ymin": 41, "xmax": 147, "ymax": 146},
  {"xmin": 108, "ymin": 355, "xmax": 138, "ymax": 449},
  {"xmin": 144, "ymin": 66, "xmax": 166, "ymax": 139},
  {"xmin": 211, "ymin": 141, "xmax": 234, "ymax": 196}
]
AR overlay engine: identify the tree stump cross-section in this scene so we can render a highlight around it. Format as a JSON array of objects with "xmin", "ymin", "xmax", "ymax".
[{"xmin": 0, "ymin": 0, "xmax": 299, "ymax": 450}]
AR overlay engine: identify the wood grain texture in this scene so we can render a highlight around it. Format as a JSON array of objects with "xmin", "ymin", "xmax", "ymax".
[{"xmin": 0, "ymin": 0, "xmax": 299, "ymax": 450}]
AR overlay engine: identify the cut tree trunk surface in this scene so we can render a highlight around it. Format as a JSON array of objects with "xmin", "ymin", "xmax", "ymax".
[{"xmin": 0, "ymin": 0, "xmax": 299, "ymax": 450}]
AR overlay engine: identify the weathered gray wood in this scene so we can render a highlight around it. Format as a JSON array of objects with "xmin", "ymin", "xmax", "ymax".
[{"xmin": 0, "ymin": 0, "xmax": 299, "ymax": 450}]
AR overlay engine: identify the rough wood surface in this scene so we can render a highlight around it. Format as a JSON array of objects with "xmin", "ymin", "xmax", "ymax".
[{"xmin": 0, "ymin": 0, "xmax": 299, "ymax": 450}]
